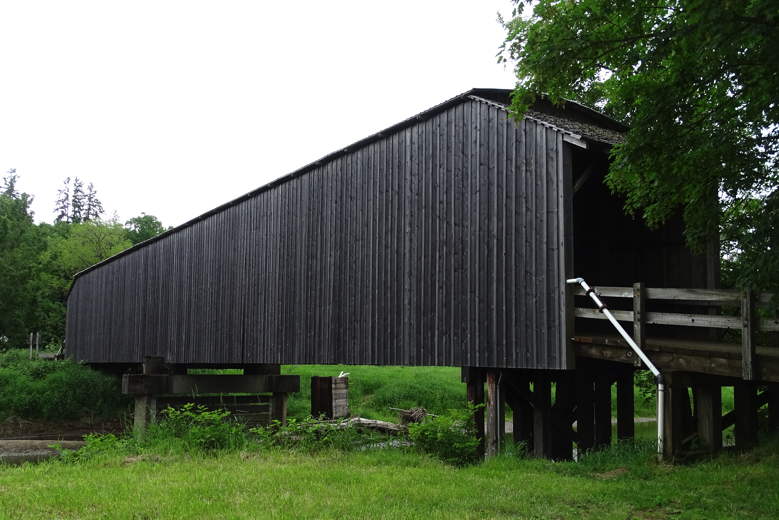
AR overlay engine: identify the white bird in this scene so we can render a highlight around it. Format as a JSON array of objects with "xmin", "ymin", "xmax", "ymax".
[{"xmin": 338, "ymin": 371, "xmax": 350, "ymax": 378}]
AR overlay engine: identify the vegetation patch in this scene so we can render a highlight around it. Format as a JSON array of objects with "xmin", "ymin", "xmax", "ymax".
[{"xmin": 0, "ymin": 349, "xmax": 127, "ymax": 422}]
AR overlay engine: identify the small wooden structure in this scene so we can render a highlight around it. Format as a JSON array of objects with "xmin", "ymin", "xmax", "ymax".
[
  {"xmin": 310, "ymin": 376, "xmax": 349, "ymax": 419},
  {"xmin": 123, "ymin": 357, "xmax": 300, "ymax": 433}
]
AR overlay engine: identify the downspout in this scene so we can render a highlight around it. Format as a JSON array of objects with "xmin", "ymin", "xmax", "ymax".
[{"xmin": 566, "ymin": 277, "xmax": 665, "ymax": 460}]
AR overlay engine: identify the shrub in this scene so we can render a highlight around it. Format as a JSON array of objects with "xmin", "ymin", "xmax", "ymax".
[
  {"xmin": 250, "ymin": 417, "xmax": 384, "ymax": 453},
  {"xmin": 149, "ymin": 403, "xmax": 247, "ymax": 453},
  {"xmin": 408, "ymin": 406, "xmax": 481, "ymax": 466},
  {"xmin": 0, "ymin": 349, "xmax": 126, "ymax": 421}
]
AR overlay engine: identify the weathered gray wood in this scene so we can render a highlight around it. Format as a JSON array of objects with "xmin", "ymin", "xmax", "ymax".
[
  {"xmin": 742, "ymin": 290, "xmax": 755, "ymax": 380},
  {"xmin": 533, "ymin": 375, "xmax": 552, "ymax": 458},
  {"xmin": 485, "ymin": 371, "xmax": 502, "ymax": 457},
  {"xmin": 734, "ymin": 382, "xmax": 758, "ymax": 449},
  {"xmin": 694, "ymin": 385, "xmax": 722, "ymax": 452},
  {"xmin": 123, "ymin": 374, "xmax": 301, "ymax": 395},
  {"xmin": 646, "ymin": 312, "xmax": 741, "ymax": 329},
  {"xmin": 574, "ymin": 338, "xmax": 779, "ymax": 383},
  {"xmin": 633, "ymin": 282, "xmax": 645, "ymax": 350},
  {"xmin": 573, "ymin": 286, "xmax": 634, "ymax": 298},
  {"xmin": 271, "ymin": 392, "xmax": 289, "ymax": 424},
  {"xmin": 663, "ymin": 374, "xmax": 691, "ymax": 460},
  {"xmin": 647, "ymin": 287, "xmax": 739, "ymax": 303},
  {"xmin": 616, "ymin": 368, "xmax": 634, "ymax": 441},
  {"xmin": 575, "ymin": 308, "xmax": 634, "ymax": 322},
  {"xmin": 466, "ymin": 369, "xmax": 485, "ymax": 454}
]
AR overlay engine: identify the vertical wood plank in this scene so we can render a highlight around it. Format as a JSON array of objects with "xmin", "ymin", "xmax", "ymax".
[
  {"xmin": 550, "ymin": 373, "xmax": 574, "ymax": 460},
  {"xmin": 271, "ymin": 392, "xmax": 289, "ymax": 425},
  {"xmin": 741, "ymin": 290, "xmax": 755, "ymax": 380},
  {"xmin": 593, "ymin": 371, "xmax": 612, "ymax": 448},
  {"xmin": 485, "ymin": 371, "xmax": 502, "ymax": 457},
  {"xmin": 616, "ymin": 368, "xmax": 635, "ymax": 441},
  {"xmin": 663, "ymin": 374, "xmax": 687, "ymax": 459},
  {"xmin": 533, "ymin": 375, "xmax": 552, "ymax": 458},
  {"xmin": 575, "ymin": 370, "xmax": 595, "ymax": 452},
  {"xmin": 466, "ymin": 368, "xmax": 485, "ymax": 455},
  {"xmin": 694, "ymin": 384, "xmax": 722, "ymax": 452},
  {"xmin": 633, "ymin": 282, "xmax": 646, "ymax": 350},
  {"xmin": 734, "ymin": 382, "xmax": 758, "ymax": 450}
]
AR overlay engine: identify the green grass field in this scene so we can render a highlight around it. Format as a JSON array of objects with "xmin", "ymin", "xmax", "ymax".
[
  {"xmin": 0, "ymin": 360, "xmax": 775, "ymax": 519},
  {"xmin": 1, "ymin": 439, "xmax": 778, "ymax": 519}
]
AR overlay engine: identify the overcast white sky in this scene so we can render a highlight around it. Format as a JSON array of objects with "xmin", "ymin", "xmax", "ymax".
[{"xmin": 1, "ymin": 1, "xmax": 517, "ymax": 227}]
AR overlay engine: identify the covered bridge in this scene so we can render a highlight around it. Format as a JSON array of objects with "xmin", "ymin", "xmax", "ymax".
[{"xmin": 66, "ymin": 89, "xmax": 777, "ymax": 459}]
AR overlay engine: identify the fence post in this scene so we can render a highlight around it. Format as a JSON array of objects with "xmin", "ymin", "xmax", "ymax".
[
  {"xmin": 633, "ymin": 282, "xmax": 646, "ymax": 350},
  {"xmin": 741, "ymin": 289, "xmax": 755, "ymax": 381}
]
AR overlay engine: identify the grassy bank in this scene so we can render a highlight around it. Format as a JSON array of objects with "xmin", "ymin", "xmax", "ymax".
[{"xmin": 1, "ymin": 438, "xmax": 777, "ymax": 519}]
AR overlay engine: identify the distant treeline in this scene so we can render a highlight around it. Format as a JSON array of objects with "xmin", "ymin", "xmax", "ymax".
[{"xmin": 0, "ymin": 169, "xmax": 168, "ymax": 348}]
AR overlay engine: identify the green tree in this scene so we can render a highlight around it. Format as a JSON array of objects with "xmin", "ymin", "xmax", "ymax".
[
  {"xmin": 0, "ymin": 170, "xmax": 46, "ymax": 345},
  {"xmin": 46, "ymin": 220, "xmax": 133, "ymax": 277},
  {"xmin": 501, "ymin": 0, "xmax": 778, "ymax": 293},
  {"xmin": 124, "ymin": 213, "xmax": 167, "ymax": 245}
]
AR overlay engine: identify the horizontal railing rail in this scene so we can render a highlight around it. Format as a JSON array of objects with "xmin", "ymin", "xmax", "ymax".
[{"xmin": 571, "ymin": 283, "xmax": 777, "ymax": 380}]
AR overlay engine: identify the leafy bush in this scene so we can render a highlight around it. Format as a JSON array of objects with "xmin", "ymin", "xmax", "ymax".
[
  {"xmin": 250, "ymin": 417, "xmax": 383, "ymax": 453},
  {"xmin": 148, "ymin": 403, "xmax": 247, "ymax": 453},
  {"xmin": 59, "ymin": 433, "xmax": 131, "ymax": 463},
  {"xmin": 408, "ymin": 406, "xmax": 481, "ymax": 466},
  {"xmin": 0, "ymin": 349, "xmax": 127, "ymax": 421}
]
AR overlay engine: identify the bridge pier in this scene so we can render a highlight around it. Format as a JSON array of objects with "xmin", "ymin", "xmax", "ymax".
[{"xmin": 123, "ymin": 357, "xmax": 299, "ymax": 435}]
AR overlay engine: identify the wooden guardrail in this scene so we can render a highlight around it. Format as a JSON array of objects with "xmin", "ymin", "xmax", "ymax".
[{"xmin": 572, "ymin": 283, "xmax": 777, "ymax": 380}]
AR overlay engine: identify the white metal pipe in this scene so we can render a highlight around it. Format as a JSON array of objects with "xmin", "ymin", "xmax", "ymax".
[{"xmin": 567, "ymin": 277, "xmax": 665, "ymax": 459}]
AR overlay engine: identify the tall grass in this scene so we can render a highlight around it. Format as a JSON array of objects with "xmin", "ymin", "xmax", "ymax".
[{"xmin": 283, "ymin": 365, "xmax": 466, "ymax": 421}]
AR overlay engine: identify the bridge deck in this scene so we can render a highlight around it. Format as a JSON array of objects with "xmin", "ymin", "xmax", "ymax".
[{"xmin": 574, "ymin": 335, "xmax": 779, "ymax": 383}]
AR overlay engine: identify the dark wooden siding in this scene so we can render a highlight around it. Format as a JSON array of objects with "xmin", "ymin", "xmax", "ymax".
[{"xmin": 66, "ymin": 98, "xmax": 572, "ymax": 369}]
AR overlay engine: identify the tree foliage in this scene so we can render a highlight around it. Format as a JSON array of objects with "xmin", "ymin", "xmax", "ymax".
[
  {"xmin": 54, "ymin": 176, "xmax": 105, "ymax": 224},
  {"xmin": 0, "ymin": 171, "xmax": 168, "ymax": 346},
  {"xmin": 501, "ymin": 0, "xmax": 778, "ymax": 292},
  {"xmin": 124, "ymin": 213, "xmax": 168, "ymax": 245}
]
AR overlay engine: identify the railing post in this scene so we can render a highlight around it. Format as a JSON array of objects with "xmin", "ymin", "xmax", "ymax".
[
  {"xmin": 741, "ymin": 289, "xmax": 755, "ymax": 381},
  {"xmin": 633, "ymin": 282, "xmax": 646, "ymax": 350}
]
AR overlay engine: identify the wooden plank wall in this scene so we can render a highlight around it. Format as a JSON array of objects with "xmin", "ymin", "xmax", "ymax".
[{"xmin": 66, "ymin": 98, "xmax": 570, "ymax": 369}]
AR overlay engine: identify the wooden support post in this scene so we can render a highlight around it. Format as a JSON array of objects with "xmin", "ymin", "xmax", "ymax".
[
  {"xmin": 633, "ymin": 282, "xmax": 646, "ymax": 350},
  {"xmin": 663, "ymin": 374, "xmax": 688, "ymax": 459},
  {"xmin": 593, "ymin": 372, "xmax": 612, "ymax": 448},
  {"xmin": 550, "ymin": 373, "xmax": 574, "ymax": 460},
  {"xmin": 271, "ymin": 392, "xmax": 289, "ymax": 425},
  {"xmin": 485, "ymin": 371, "xmax": 504, "ymax": 457},
  {"xmin": 508, "ymin": 376, "xmax": 533, "ymax": 448},
  {"xmin": 693, "ymin": 384, "xmax": 722, "ymax": 452},
  {"xmin": 466, "ymin": 368, "xmax": 485, "ymax": 455},
  {"xmin": 575, "ymin": 369, "xmax": 595, "ymax": 452},
  {"xmin": 734, "ymin": 382, "xmax": 758, "ymax": 450},
  {"xmin": 533, "ymin": 375, "xmax": 552, "ymax": 458},
  {"xmin": 616, "ymin": 368, "xmax": 635, "ymax": 441},
  {"xmin": 741, "ymin": 289, "xmax": 756, "ymax": 381},
  {"xmin": 768, "ymin": 384, "xmax": 779, "ymax": 433}
]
